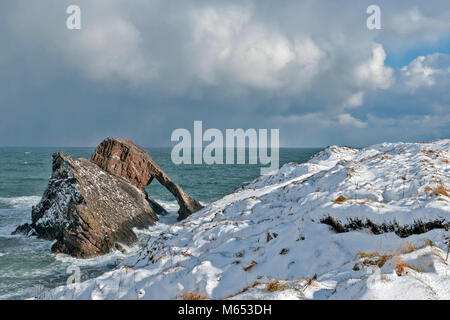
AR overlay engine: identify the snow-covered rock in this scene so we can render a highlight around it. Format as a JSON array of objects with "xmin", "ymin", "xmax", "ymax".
[
  {"xmin": 47, "ymin": 140, "xmax": 450, "ymax": 300},
  {"xmin": 14, "ymin": 152, "xmax": 158, "ymax": 258}
]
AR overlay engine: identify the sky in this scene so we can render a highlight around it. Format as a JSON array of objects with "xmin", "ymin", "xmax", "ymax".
[{"xmin": 0, "ymin": 0, "xmax": 449, "ymax": 147}]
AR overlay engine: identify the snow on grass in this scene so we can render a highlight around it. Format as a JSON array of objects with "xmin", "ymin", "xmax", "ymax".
[{"xmin": 47, "ymin": 140, "xmax": 450, "ymax": 300}]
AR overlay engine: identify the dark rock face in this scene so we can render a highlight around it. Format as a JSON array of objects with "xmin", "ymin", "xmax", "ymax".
[
  {"xmin": 91, "ymin": 138, "xmax": 203, "ymax": 220},
  {"xmin": 15, "ymin": 152, "xmax": 158, "ymax": 258}
]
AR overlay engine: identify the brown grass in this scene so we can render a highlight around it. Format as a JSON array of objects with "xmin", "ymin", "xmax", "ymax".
[
  {"xmin": 304, "ymin": 274, "xmax": 318, "ymax": 287},
  {"xmin": 432, "ymin": 184, "xmax": 449, "ymax": 197},
  {"xmin": 181, "ymin": 251, "xmax": 191, "ymax": 257},
  {"xmin": 423, "ymin": 239, "xmax": 434, "ymax": 247},
  {"xmin": 398, "ymin": 241, "xmax": 418, "ymax": 254},
  {"xmin": 426, "ymin": 184, "xmax": 449, "ymax": 197},
  {"xmin": 333, "ymin": 195, "xmax": 347, "ymax": 204},
  {"xmin": 266, "ymin": 281, "xmax": 288, "ymax": 292},
  {"xmin": 357, "ymin": 242, "xmax": 421, "ymax": 269},
  {"xmin": 347, "ymin": 167, "xmax": 356, "ymax": 178},
  {"xmin": 181, "ymin": 291, "xmax": 209, "ymax": 300},
  {"xmin": 357, "ymin": 251, "xmax": 392, "ymax": 268},
  {"xmin": 240, "ymin": 281, "xmax": 261, "ymax": 293},
  {"xmin": 243, "ymin": 260, "xmax": 257, "ymax": 272},
  {"xmin": 394, "ymin": 258, "xmax": 423, "ymax": 276}
]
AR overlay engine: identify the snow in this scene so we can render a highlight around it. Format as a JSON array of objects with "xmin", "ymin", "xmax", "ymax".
[{"xmin": 46, "ymin": 140, "xmax": 450, "ymax": 300}]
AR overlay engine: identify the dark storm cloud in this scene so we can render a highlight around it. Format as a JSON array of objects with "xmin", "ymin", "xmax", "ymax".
[{"xmin": 0, "ymin": 0, "xmax": 449, "ymax": 147}]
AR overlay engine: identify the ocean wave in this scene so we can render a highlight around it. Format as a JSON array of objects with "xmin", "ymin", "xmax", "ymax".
[
  {"xmin": 155, "ymin": 199, "xmax": 209, "ymax": 212},
  {"xmin": 0, "ymin": 196, "xmax": 41, "ymax": 209},
  {"xmin": 155, "ymin": 200, "xmax": 180, "ymax": 212}
]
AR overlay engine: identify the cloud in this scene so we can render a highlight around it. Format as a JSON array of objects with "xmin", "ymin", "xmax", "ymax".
[
  {"xmin": 344, "ymin": 92, "xmax": 365, "ymax": 108},
  {"xmin": 66, "ymin": 16, "xmax": 157, "ymax": 85},
  {"xmin": 0, "ymin": 0, "xmax": 448, "ymax": 147},
  {"xmin": 338, "ymin": 114, "xmax": 368, "ymax": 128},
  {"xmin": 355, "ymin": 44, "xmax": 394, "ymax": 90},
  {"xmin": 399, "ymin": 53, "xmax": 450, "ymax": 91},
  {"xmin": 187, "ymin": 6, "xmax": 326, "ymax": 92},
  {"xmin": 389, "ymin": 7, "xmax": 450, "ymax": 41}
]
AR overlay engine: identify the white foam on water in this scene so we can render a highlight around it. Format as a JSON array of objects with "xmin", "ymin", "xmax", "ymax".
[
  {"xmin": 155, "ymin": 200, "xmax": 179, "ymax": 213},
  {"xmin": 155, "ymin": 200, "xmax": 209, "ymax": 213},
  {"xmin": 0, "ymin": 196, "xmax": 41, "ymax": 208}
]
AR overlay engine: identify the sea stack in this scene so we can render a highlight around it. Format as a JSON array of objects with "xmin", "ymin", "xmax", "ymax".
[
  {"xmin": 14, "ymin": 152, "xmax": 158, "ymax": 258},
  {"xmin": 91, "ymin": 138, "xmax": 203, "ymax": 220}
]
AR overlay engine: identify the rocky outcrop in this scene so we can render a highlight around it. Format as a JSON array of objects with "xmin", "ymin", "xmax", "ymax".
[
  {"xmin": 14, "ymin": 152, "xmax": 158, "ymax": 258},
  {"xmin": 91, "ymin": 138, "xmax": 203, "ymax": 220}
]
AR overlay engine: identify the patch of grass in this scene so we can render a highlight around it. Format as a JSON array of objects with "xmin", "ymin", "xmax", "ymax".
[
  {"xmin": 321, "ymin": 216, "xmax": 346, "ymax": 233},
  {"xmin": 181, "ymin": 291, "xmax": 209, "ymax": 300},
  {"xmin": 422, "ymin": 149, "xmax": 436, "ymax": 155},
  {"xmin": 243, "ymin": 260, "xmax": 257, "ymax": 272},
  {"xmin": 322, "ymin": 216, "xmax": 448, "ymax": 238},
  {"xmin": 398, "ymin": 241, "xmax": 417, "ymax": 254},
  {"xmin": 394, "ymin": 258, "xmax": 424, "ymax": 276},
  {"xmin": 266, "ymin": 281, "xmax": 287, "ymax": 292},
  {"xmin": 431, "ymin": 184, "xmax": 449, "ymax": 197},
  {"xmin": 347, "ymin": 167, "xmax": 355, "ymax": 178},
  {"xmin": 423, "ymin": 239, "xmax": 434, "ymax": 247},
  {"xmin": 301, "ymin": 274, "xmax": 318, "ymax": 290},
  {"xmin": 240, "ymin": 281, "xmax": 261, "ymax": 294},
  {"xmin": 333, "ymin": 195, "xmax": 347, "ymax": 204},
  {"xmin": 181, "ymin": 251, "xmax": 191, "ymax": 257},
  {"xmin": 357, "ymin": 251, "xmax": 392, "ymax": 268}
]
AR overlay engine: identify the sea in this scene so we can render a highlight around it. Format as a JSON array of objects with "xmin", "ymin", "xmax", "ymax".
[{"xmin": 0, "ymin": 147, "xmax": 320, "ymax": 299}]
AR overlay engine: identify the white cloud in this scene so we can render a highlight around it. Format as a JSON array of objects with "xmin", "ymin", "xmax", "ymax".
[
  {"xmin": 344, "ymin": 92, "xmax": 365, "ymax": 108},
  {"xmin": 401, "ymin": 56, "xmax": 436, "ymax": 89},
  {"xmin": 188, "ymin": 6, "xmax": 325, "ymax": 91},
  {"xmin": 337, "ymin": 113, "xmax": 368, "ymax": 128},
  {"xmin": 390, "ymin": 7, "xmax": 450, "ymax": 41},
  {"xmin": 398, "ymin": 53, "xmax": 450, "ymax": 91},
  {"xmin": 355, "ymin": 44, "xmax": 394, "ymax": 90}
]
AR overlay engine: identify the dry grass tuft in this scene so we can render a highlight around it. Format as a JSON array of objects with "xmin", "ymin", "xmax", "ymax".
[
  {"xmin": 243, "ymin": 260, "xmax": 257, "ymax": 272},
  {"xmin": 423, "ymin": 239, "xmax": 434, "ymax": 247},
  {"xmin": 357, "ymin": 251, "xmax": 393, "ymax": 268},
  {"xmin": 240, "ymin": 281, "xmax": 261, "ymax": 294},
  {"xmin": 334, "ymin": 195, "xmax": 347, "ymax": 204},
  {"xmin": 399, "ymin": 241, "xmax": 417, "ymax": 254},
  {"xmin": 181, "ymin": 251, "xmax": 191, "ymax": 257},
  {"xmin": 266, "ymin": 281, "xmax": 288, "ymax": 292},
  {"xmin": 394, "ymin": 258, "xmax": 423, "ymax": 276},
  {"xmin": 426, "ymin": 184, "xmax": 449, "ymax": 197},
  {"xmin": 181, "ymin": 291, "xmax": 209, "ymax": 300},
  {"xmin": 433, "ymin": 185, "xmax": 449, "ymax": 197}
]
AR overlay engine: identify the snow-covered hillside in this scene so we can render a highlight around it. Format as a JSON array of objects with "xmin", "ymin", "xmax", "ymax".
[{"xmin": 48, "ymin": 140, "xmax": 450, "ymax": 300}]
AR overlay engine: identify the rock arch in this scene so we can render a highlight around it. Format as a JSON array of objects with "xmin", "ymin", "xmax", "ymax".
[{"xmin": 91, "ymin": 138, "xmax": 203, "ymax": 220}]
